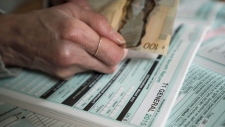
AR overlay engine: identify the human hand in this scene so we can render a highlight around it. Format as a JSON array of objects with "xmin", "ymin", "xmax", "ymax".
[{"xmin": 0, "ymin": 2, "xmax": 127, "ymax": 79}]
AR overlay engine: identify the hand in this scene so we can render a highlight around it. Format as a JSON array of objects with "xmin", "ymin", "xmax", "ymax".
[{"xmin": 0, "ymin": 2, "xmax": 127, "ymax": 79}]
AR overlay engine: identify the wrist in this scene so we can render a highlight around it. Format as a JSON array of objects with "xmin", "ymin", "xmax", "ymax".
[
  {"xmin": 0, "ymin": 13, "xmax": 22, "ymax": 77},
  {"xmin": 0, "ymin": 14, "xmax": 23, "ymax": 66},
  {"xmin": 0, "ymin": 11, "xmax": 50, "ymax": 69}
]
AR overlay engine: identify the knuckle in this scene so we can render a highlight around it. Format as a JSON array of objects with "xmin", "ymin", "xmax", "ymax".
[
  {"xmin": 53, "ymin": 45, "xmax": 74, "ymax": 67},
  {"xmin": 95, "ymin": 14, "xmax": 108, "ymax": 27},
  {"xmin": 60, "ymin": 20, "xmax": 82, "ymax": 41},
  {"xmin": 108, "ymin": 51, "xmax": 123, "ymax": 66}
]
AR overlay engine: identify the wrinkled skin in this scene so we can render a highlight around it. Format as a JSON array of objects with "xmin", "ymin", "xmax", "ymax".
[{"xmin": 0, "ymin": 0, "xmax": 128, "ymax": 79}]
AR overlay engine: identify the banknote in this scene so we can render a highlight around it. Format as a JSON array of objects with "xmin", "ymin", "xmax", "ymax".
[
  {"xmin": 119, "ymin": 0, "xmax": 155, "ymax": 48},
  {"xmin": 87, "ymin": 0, "xmax": 179, "ymax": 55},
  {"xmin": 87, "ymin": 0, "xmax": 128, "ymax": 31}
]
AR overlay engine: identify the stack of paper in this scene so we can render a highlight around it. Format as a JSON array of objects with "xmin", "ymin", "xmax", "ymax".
[
  {"xmin": 0, "ymin": 24, "xmax": 207, "ymax": 127},
  {"xmin": 165, "ymin": 0, "xmax": 225, "ymax": 126}
]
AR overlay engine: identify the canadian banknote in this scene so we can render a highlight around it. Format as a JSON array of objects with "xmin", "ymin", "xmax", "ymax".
[{"xmin": 87, "ymin": 0, "xmax": 179, "ymax": 55}]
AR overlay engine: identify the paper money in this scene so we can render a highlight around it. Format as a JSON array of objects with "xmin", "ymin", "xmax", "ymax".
[
  {"xmin": 87, "ymin": 0, "xmax": 128, "ymax": 30},
  {"xmin": 119, "ymin": 0, "xmax": 155, "ymax": 48},
  {"xmin": 87, "ymin": 0, "xmax": 179, "ymax": 55},
  {"xmin": 138, "ymin": 0, "xmax": 179, "ymax": 55}
]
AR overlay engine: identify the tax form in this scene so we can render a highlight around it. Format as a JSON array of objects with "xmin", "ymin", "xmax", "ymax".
[
  {"xmin": 0, "ymin": 25, "xmax": 207, "ymax": 127},
  {"xmin": 177, "ymin": 0, "xmax": 223, "ymax": 26},
  {"xmin": 0, "ymin": 101, "xmax": 74, "ymax": 127},
  {"xmin": 165, "ymin": 28, "xmax": 225, "ymax": 127}
]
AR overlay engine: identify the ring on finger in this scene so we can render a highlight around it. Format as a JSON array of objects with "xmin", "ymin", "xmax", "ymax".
[{"xmin": 94, "ymin": 36, "xmax": 102, "ymax": 57}]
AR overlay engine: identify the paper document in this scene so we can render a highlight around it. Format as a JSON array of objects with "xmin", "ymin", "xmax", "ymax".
[
  {"xmin": 176, "ymin": 0, "xmax": 222, "ymax": 26},
  {"xmin": 87, "ymin": 0, "xmax": 179, "ymax": 55},
  {"xmin": 0, "ymin": 25, "xmax": 207, "ymax": 127},
  {"xmin": 165, "ymin": 28, "xmax": 225, "ymax": 127},
  {"xmin": 213, "ymin": 3, "xmax": 225, "ymax": 29},
  {"xmin": 0, "ymin": 101, "xmax": 74, "ymax": 127}
]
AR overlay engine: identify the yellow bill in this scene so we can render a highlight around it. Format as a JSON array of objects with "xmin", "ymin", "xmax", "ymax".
[{"xmin": 87, "ymin": 0, "xmax": 179, "ymax": 55}]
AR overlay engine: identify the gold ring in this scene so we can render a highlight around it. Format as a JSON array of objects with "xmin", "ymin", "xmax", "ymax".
[{"xmin": 94, "ymin": 37, "xmax": 102, "ymax": 57}]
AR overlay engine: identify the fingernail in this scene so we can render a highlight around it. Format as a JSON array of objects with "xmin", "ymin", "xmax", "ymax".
[
  {"xmin": 122, "ymin": 49, "xmax": 128, "ymax": 60},
  {"xmin": 110, "ymin": 30, "xmax": 126, "ymax": 44}
]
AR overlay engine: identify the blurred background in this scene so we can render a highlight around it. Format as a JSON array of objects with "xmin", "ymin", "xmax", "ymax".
[
  {"xmin": 0, "ymin": 0, "xmax": 224, "ymax": 14},
  {"xmin": 0, "ymin": 0, "xmax": 44, "ymax": 13}
]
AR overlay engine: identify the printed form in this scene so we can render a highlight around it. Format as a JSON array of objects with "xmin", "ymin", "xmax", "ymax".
[
  {"xmin": 0, "ymin": 25, "xmax": 207, "ymax": 127},
  {"xmin": 177, "ymin": 0, "xmax": 222, "ymax": 26},
  {"xmin": 0, "ymin": 101, "xmax": 74, "ymax": 127},
  {"xmin": 165, "ymin": 29, "xmax": 225, "ymax": 127}
]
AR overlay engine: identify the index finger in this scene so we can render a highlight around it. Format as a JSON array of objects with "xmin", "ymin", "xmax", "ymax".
[
  {"xmin": 80, "ymin": 10, "xmax": 126, "ymax": 45},
  {"xmin": 64, "ymin": 3, "xmax": 126, "ymax": 46}
]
